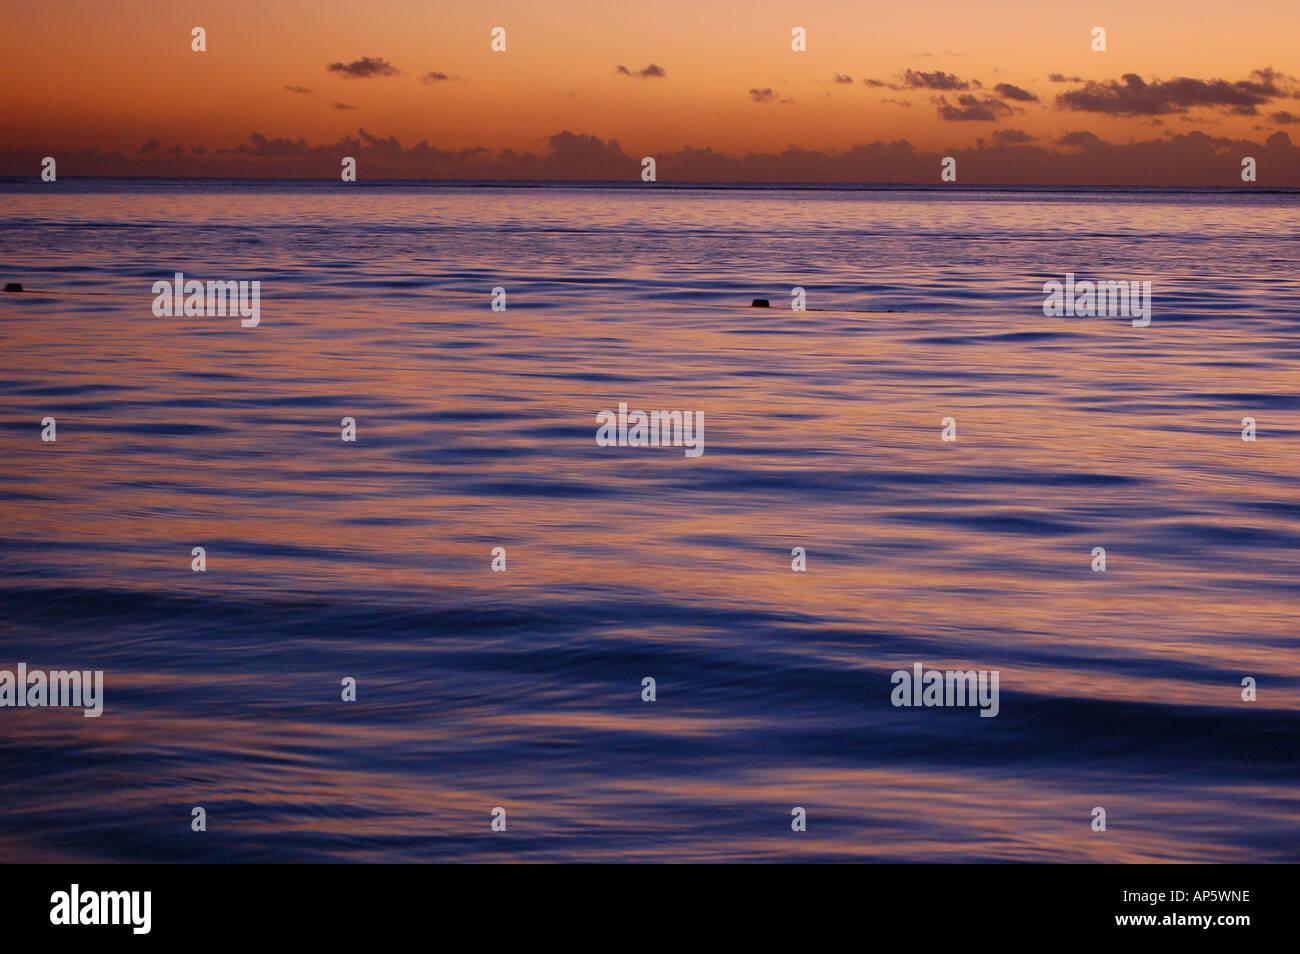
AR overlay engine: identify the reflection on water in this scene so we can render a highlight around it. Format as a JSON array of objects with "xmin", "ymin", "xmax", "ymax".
[{"xmin": 0, "ymin": 182, "xmax": 1298, "ymax": 861}]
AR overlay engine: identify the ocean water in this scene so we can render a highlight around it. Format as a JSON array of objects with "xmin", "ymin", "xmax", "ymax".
[{"xmin": 1, "ymin": 180, "xmax": 1298, "ymax": 862}]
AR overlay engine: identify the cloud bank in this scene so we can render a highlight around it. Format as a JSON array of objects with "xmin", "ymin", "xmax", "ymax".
[{"xmin": 6, "ymin": 128, "xmax": 1298, "ymax": 186}]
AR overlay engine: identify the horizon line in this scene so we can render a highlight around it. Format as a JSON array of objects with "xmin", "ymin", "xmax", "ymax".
[{"xmin": 4, "ymin": 176, "xmax": 1298, "ymax": 194}]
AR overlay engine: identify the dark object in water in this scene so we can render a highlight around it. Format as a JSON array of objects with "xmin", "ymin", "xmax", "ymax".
[
  {"xmin": 751, "ymin": 298, "xmax": 770, "ymax": 307},
  {"xmin": 3, "ymin": 283, "xmax": 21, "ymax": 293}
]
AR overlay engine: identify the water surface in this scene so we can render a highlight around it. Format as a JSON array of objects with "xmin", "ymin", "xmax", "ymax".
[{"xmin": 1, "ymin": 181, "xmax": 1298, "ymax": 861}]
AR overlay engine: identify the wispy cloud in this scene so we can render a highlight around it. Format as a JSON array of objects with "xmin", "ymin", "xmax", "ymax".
[
  {"xmin": 903, "ymin": 69, "xmax": 970, "ymax": 91},
  {"xmin": 863, "ymin": 69, "xmax": 972, "ymax": 92},
  {"xmin": 615, "ymin": 63, "xmax": 666, "ymax": 79},
  {"xmin": 747, "ymin": 87, "xmax": 793, "ymax": 104}
]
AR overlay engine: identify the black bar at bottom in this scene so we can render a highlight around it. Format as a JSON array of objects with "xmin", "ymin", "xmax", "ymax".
[{"xmin": 2, "ymin": 863, "xmax": 1283, "ymax": 941}]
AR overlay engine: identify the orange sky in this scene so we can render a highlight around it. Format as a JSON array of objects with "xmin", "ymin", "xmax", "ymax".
[{"xmin": 2, "ymin": 0, "xmax": 1299, "ymax": 166}]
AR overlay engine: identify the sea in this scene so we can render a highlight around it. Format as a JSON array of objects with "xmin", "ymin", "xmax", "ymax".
[{"xmin": 1, "ymin": 179, "xmax": 1298, "ymax": 861}]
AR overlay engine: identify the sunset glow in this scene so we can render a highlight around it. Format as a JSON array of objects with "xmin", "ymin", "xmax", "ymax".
[{"xmin": 4, "ymin": 0, "xmax": 1300, "ymax": 182}]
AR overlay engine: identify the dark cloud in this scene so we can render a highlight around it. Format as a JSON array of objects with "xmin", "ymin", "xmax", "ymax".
[
  {"xmin": 994, "ymin": 83, "xmax": 1039, "ymax": 103},
  {"xmin": 993, "ymin": 129, "xmax": 1035, "ymax": 144},
  {"xmin": 326, "ymin": 57, "xmax": 401, "ymax": 79},
  {"xmin": 9, "ymin": 128, "xmax": 1300, "ymax": 187},
  {"xmin": 831, "ymin": 73, "xmax": 854, "ymax": 84},
  {"xmin": 1271, "ymin": 111, "xmax": 1300, "ymax": 124},
  {"xmin": 1048, "ymin": 74, "xmax": 1083, "ymax": 83},
  {"xmin": 934, "ymin": 94, "xmax": 1013, "ymax": 121},
  {"xmin": 903, "ymin": 69, "xmax": 970, "ymax": 90},
  {"xmin": 1056, "ymin": 68, "xmax": 1297, "ymax": 116},
  {"xmin": 862, "ymin": 69, "xmax": 973, "ymax": 92},
  {"xmin": 420, "ymin": 71, "xmax": 460, "ymax": 84},
  {"xmin": 284, "ymin": 85, "xmax": 313, "ymax": 94},
  {"xmin": 1248, "ymin": 67, "xmax": 1300, "ymax": 96},
  {"xmin": 332, "ymin": 102, "xmax": 357, "ymax": 110},
  {"xmin": 233, "ymin": 133, "xmax": 311, "ymax": 157},
  {"xmin": 539, "ymin": 130, "xmax": 632, "ymax": 176},
  {"xmin": 616, "ymin": 63, "xmax": 667, "ymax": 79},
  {"xmin": 1057, "ymin": 131, "xmax": 1104, "ymax": 148},
  {"xmin": 137, "ymin": 138, "xmax": 160, "ymax": 155},
  {"xmin": 749, "ymin": 88, "xmax": 776, "ymax": 103}
]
